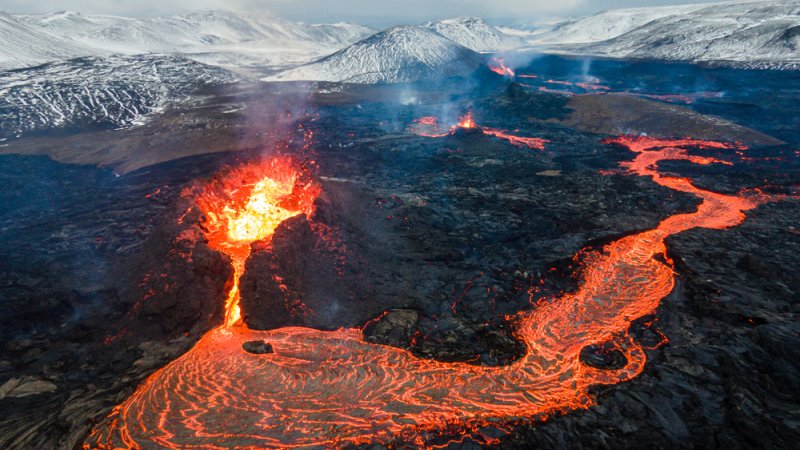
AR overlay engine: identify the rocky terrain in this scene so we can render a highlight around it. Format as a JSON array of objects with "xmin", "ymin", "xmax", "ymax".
[
  {"xmin": 0, "ymin": 54, "xmax": 238, "ymax": 139},
  {"xmin": 497, "ymin": 143, "xmax": 800, "ymax": 449},
  {"xmin": 0, "ymin": 57, "xmax": 798, "ymax": 449}
]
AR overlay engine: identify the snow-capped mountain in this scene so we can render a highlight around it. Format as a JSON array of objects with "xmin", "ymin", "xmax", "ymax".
[
  {"xmin": 0, "ymin": 12, "xmax": 101, "ymax": 70},
  {"xmin": 0, "ymin": 55, "xmax": 237, "ymax": 139},
  {"xmin": 54, "ymin": 10, "xmax": 374, "ymax": 54},
  {"xmin": 0, "ymin": 9, "xmax": 376, "ymax": 140},
  {"xmin": 1, "ymin": 10, "xmax": 375, "ymax": 73},
  {"xmin": 17, "ymin": 10, "xmax": 131, "ymax": 37},
  {"xmin": 525, "ymin": 1, "xmax": 800, "ymax": 69},
  {"xmin": 524, "ymin": 4, "xmax": 710, "ymax": 45},
  {"xmin": 269, "ymin": 25, "xmax": 483, "ymax": 84},
  {"xmin": 422, "ymin": 17, "xmax": 522, "ymax": 52}
]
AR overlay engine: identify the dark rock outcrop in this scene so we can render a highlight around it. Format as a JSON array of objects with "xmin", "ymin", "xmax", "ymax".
[{"xmin": 242, "ymin": 340, "xmax": 274, "ymax": 354}]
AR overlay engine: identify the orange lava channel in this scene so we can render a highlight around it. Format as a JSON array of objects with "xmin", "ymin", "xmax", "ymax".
[
  {"xmin": 85, "ymin": 137, "xmax": 776, "ymax": 448},
  {"xmin": 409, "ymin": 113, "xmax": 548, "ymax": 150}
]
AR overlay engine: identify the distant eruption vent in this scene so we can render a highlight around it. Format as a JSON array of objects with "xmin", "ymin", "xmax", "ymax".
[
  {"xmin": 457, "ymin": 112, "xmax": 477, "ymax": 129},
  {"xmin": 409, "ymin": 112, "xmax": 548, "ymax": 150},
  {"xmin": 488, "ymin": 57, "xmax": 515, "ymax": 78}
]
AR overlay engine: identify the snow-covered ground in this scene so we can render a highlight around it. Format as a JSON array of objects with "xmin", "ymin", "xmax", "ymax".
[
  {"xmin": 422, "ymin": 17, "xmax": 522, "ymax": 52},
  {"xmin": 518, "ymin": 1, "xmax": 800, "ymax": 69},
  {"xmin": 1, "ymin": 10, "xmax": 522, "ymax": 79},
  {"xmin": 268, "ymin": 17, "xmax": 523, "ymax": 83},
  {"xmin": 0, "ymin": 55, "xmax": 237, "ymax": 138},
  {"xmin": 523, "ymin": 4, "xmax": 710, "ymax": 45},
  {"xmin": 266, "ymin": 2, "xmax": 800, "ymax": 83},
  {"xmin": 1, "ymin": 10, "xmax": 375, "ymax": 74},
  {"xmin": 3, "ymin": 4, "xmax": 800, "ymax": 77},
  {"xmin": 0, "ymin": 12, "xmax": 104, "ymax": 70},
  {"xmin": 0, "ymin": 9, "xmax": 377, "ymax": 138},
  {"xmin": 267, "ymin": 25, "xmax": 486, "ymax": 83}
]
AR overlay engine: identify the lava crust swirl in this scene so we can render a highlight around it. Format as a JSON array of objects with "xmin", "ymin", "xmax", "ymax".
[{"xmin": 85, "ymin": 137, "xmax": 780, "ymax": 448}]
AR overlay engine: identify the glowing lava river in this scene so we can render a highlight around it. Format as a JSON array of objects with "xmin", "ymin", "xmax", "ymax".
[{"xmin": 85, "ymin": 136, "xmax": 782, "ymax": 448}]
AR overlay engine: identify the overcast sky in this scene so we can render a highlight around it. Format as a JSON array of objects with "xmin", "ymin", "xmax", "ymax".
[{"xmin": 0, "ymin": 0, "xmax": 764, "ymax": 27}]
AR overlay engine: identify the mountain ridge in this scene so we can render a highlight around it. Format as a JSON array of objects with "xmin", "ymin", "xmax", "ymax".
[
  {"xmin": 523, "ymin": 0, "xmax": 800, "ymax": 69},
  {"xmin": 1, "ymin": 9, "xmax": 376, "ymax": 72},
  {"xmin": 268, "ymin": 25, "xmax": 484, "ymax": 83}
]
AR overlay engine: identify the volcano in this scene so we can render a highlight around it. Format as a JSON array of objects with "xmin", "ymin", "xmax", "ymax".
[{"xmin": 1, "ymin": 12, "xmax": 799, "ymax": 449}]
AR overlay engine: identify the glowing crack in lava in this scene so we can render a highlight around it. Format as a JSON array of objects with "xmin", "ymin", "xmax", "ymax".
[
  {"xmin": 86, "ymin": 137, "xmax": 782, "ymax": 448},
  {"xmin": 409, "ymin": 112, "xmax": 549, "ymax": 150},
  {"xmin": 194, "ymin": 157, "xmax": 319, "ymax": 327}
]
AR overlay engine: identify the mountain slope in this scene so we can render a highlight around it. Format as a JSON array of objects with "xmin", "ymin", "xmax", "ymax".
[
  {"xmin": 2, "ymin": 10, "xmax": 376, "ymax": 72},
  {"xmin": 74, "ymin": 10, "xmax": 369, "ymax": 54},
  {"xmin": 17, "ymin": 10, "xmax": 130, "ymax": 37},
  {"xmin": 0, "ymin": 12, "xmax": 100, "ymax": 70},
  {"xmin": 422, "ymin": 17, "xmax": 521, "ymax": 52},
  {"xmin": 0, "ymin": 55, "xmax": 237, "ymax": 139},
  {"xmin": 269, "ymin": 26, "xmax": 483, "ymax": 84},
  {"xmin": 526, "ymin": 3, "xmax": 709, "ymax": 45},
  {"xmin": 528, "ymin": 1, "xmax": 800, "ymax": 69}
]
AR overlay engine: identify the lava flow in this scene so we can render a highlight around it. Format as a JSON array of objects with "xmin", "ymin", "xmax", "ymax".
[
  {"xmin": 86, "ymin": 136, "xmax": 781, "ymax": 448},
  {"xmin": 409, "ymin": 112, "xmax": 549, "ymax": 150}
]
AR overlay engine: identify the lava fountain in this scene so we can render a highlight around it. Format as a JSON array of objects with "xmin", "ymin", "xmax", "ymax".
[
  {"xmin": 409, "ymin": 112, "xmax": 549, "ymax": 150},
  {"xmin": 85, "ymin": 136, "xmax": 782, "ymax": 448},
  {"xmin": 488, "ymin": 57, "xmax": 515, "ymax": 78},
  {"xmin": 191, "ymin": 157, "xmax": 319, "ymax": 327},
  {"xmin": 456, "ymin": 111, "xmax": 477, "ymax": 129}
]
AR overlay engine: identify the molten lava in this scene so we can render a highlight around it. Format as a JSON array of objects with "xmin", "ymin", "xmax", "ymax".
[
  {"xmin": 575, "ymin": 82, "xmax": 611, "ymax": 91},
  {"xmin": 409, "ymin": 112, "xmax": 548, "ymax": 150},
  {"xmin": 545, "ymin": 79, "xmax": 573, "ymax": 86},
  {"xmin": 456, "ymin": 111, "xmax": 477, "ymax": 129},
  {"xmin": 488, "ymin": 57, "xmax": 515, "ymax": 78},
  {"xmin": 85, "ymin": 136, "xmax": 785, "ymax": 448},
  {"xmin": 194, "ymin": 157, "xmax": 319, "ymax": 327},
  {"xmin": 415, "ymin": 115, "xmax": 438, "ymax": 126},
  {"xmin": 481, "ymin": 128, "xmax": 548, "ymax": 150},
  {"xmin": 542, "ymin": 79, "xmax": 611, "ymax": 93}
]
